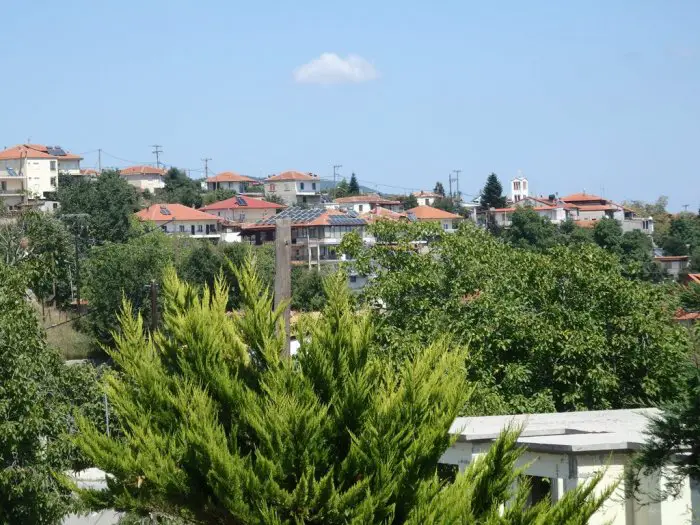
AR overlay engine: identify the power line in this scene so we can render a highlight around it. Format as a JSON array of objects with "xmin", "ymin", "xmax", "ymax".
[{"xmin": 201, "ymin": 158, "xmax": 212, "ymax": 179}]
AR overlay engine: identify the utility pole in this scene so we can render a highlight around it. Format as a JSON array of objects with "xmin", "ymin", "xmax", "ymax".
[
  {"xmin": 97, "ymin": 148, "xmax": 102, "ymax": 173},
  {"xmin": 63, "ymin": 213, "xmax": 89, "ymax": 314},
  {"xmin": 452, "ymin": 169, "xmax": 462, "ymax": 201},
  {"xmin": 202, "ymin": 158, "xmax": 212, "ymax": 179},
  {"xmin": 150, "ymin": 280, "xmax": 159, "ymax": 333},
  {"xmin": 682, "ymin": 204, "xmax": 689, "ymax": 213},
  {"xmin": 274, "ymin": 218, "xmax": 292, "ymax": 358},
  {"xmin": 151, "ymin": 144, "xmax": 163, "ymax": 168},
  {"xmin": 448, "ymin": 173, "xmax": 453, "ymax": 199},
  {"xmin": 333, "ymin": 164, "xmax": 342, "ymax": 189}
]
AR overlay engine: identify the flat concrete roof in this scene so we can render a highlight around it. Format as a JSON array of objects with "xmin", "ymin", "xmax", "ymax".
[{"xmin": 450, "ymin": 408, "xmax": 661, "ymax": 453}]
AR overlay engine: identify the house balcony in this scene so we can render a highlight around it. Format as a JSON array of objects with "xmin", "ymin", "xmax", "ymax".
[{"xmin": 0, "ymin": 170, "xmax": 26, "ymax": 180}]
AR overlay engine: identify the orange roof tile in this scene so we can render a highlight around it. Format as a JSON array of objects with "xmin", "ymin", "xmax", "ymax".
[
  {"xmin": 560, "ymin": 193, "xmax": 608, "ymax": 203},
  {"xmin": 407, "ymin": 205, "xmax": 461, "ymax": 220},
  {"xmin": 200, "ymin": 195, "xmax": 286, "ymax": 211},
  {"xmin": 335, "ymin": 194, "xmax": 401, "ymax": 205},
  {"xmin": 675, "ymin": 309, "xmax": 700, "ymax": 321},
  {"xmin": 412, "ymin": 191, "xmax": 441, "ymax": 198},
  {"xmin": 654, "ymin": 255, "xmax": 690, "ymax": 262},
  {"xmin": 207, "ymin": 171, "xmax": 256, "ymax": 183},
  {"xmin": 135, "ymin": 203, "xmax": 221, "ymax": 222},
  {"xmin": 265, "ymin": 171, "xmax": 318, "ymax": 182},
  {"xmin": 361, "ymin": 206, "xmax": 407, "ymax": 222},
  {"xmin": 0, "ymin": 144, "xmax": 82, "ymax": 160},
  {"xmin": 687, "ymin": 273, "xmax": 700, "ymax": 284},
  {"xmin": 574, "ymin": 204, "xmax": 619, "ymax": 212},
  {"xmin": 120, "ymin": 165, "xmax": 166, "ymax": 176},
  {"xmin": 80, "ymin": 169, "xmax": 99, "ymax": 176},
  {"xmin": 574, "ymin": 219, "xmax": 597, "ymax": 229}
]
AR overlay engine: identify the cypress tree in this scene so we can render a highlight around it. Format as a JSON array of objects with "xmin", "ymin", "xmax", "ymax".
[{"xmin": 480, "ymin": 173, "xmax": 507, "ymax": 209}]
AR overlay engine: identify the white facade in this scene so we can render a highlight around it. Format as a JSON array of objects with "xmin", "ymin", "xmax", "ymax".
[
  {"xmin": 511, "ymin": 177, "xmax": 529, "ymax": 202},
  {"xmin": 208, "ymin": 207, "xmax": 278, "ymax": 223},
  {"xmin": 207, "ymin": 180, "xmax": 247, "ymax": 193},
  {"xmin": 122, "ymin": 173, "xmax": 165, "ymax": 193},
  {"xmin": 0, "ymin": 156, "xmax": 81, "ymax": 203},
  {"xmin": 159, "ymin": 220, "xmax": 220, "ymax": 238},
  {"xmin": 442, "ymin": 409, "xmax": 700, "ymax": 525}
]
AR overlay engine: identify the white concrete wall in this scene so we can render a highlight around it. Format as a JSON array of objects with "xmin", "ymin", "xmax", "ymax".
[
  {"xmin": 207, "ymin": 181, "xmax": 246, "ymax": 192},
  {"xmin": 264, "ymin": 181, "xmax": 298, "ymax": 206},
  {"xmin": 159, "ymin": 220, "xmax": 219, "ymax": 236},
  {"xmin": 123, "ymin": 174, "xmax": 165, "ymax": 192},
  {"xmin": 210, "ymin": 207, "xmax": 277, "ymax": 223},
  {"xmin": 417, "ymin": 196, "xmax": 435, "ymax": 206}
]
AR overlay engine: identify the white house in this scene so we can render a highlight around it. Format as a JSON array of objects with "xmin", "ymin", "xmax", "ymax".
[
  {"xmin": 120, "ymin": 165, "xmax": 166, "ymax": 192},
  {"xmin": 200, "ymin": 195, "xmax": 285, "ymax": 224},
  {"xmin": 407, "ymin": 205, "xmax": 462, "ymax": 232},
  {"xmin": 0, "ymin": 144, "xmax": 82, "ymax": 208},
  {"xmin": 654, "ymin": 255, "xmax": 690, "ymax": 279},
  {"xmin": 264, "ymin": 171, "xmax": 322, "ymax": 206},
  {"xmin": 205, "ymin": 171, "xmax": 257, "ymax": 193},
  {"xmin": 441, "ymin": 409, "xmax": 699, "ymax": 525},
  {"xmin": 560, "ymin": 193, "xmax": 654, "ymax": 235},
  {"xmin": 490, "ymin": 196, "xmax": 571, "ymax": 227},
  {"xmin": 135, "ymin": 203, "xmax": 221, "ymax": 239},
  {"xmin": 412, "ymin": 191, "xmax": 441, "ymax": 207},
  {"xmin": 333, "ymin": 194, "xmax": 403, "ymax": 214}
]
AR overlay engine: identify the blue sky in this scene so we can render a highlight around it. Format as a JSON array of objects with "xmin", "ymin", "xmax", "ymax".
[{"xmin": 1, "ymin": 0, "xmax": 698, "ymax": 209}]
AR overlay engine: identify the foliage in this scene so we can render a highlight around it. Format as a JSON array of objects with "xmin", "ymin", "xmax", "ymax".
[
  {"xmin": 57, "ymin": 170, "xmax": 140, "ymax": 244},
  {"xmin": 592, "ymin": 218, "xmax": 623, "ymax": 254},
  {"xmin": 480, "ymin": 172, "xmax": 507, "ymax": 209},
  {"xmin": 291, "ymin": 267, "xmax": 327, "ymax": 311},
  {"xmin": 433, "ymin": 181, "xmax": 445, "ymax": 197},
  {"xmin": 263, "ymin": 192, "xmax": 287, "ymax": 205},
  {"xmin": 624, "ymin": 196, "xmax": 670, "ymax": 241},
  {"xmin": 401, "ymin": 194, "xmax": 419, "ymax": 210},
  {"xmin": 75, "ymin": 261, "xmax": 610, "ymax": 523},
  {"xmin": 504, "ymin": 207, "xmax": 560, "ymax": 252},
  {"xmin": 331, "ymin": 178, "xmax": 350, "ymax": 199},
  {"xmin": 156, "ymin": 168, "xmax": 203, "ymax": 208},
  {"xmin": 356, "ymin": 222, "xmax": 690, "ymax": 414},
  {"xmin": 659, "ymin": 214, "xmax": 700, "ymax": 256},
  {"xmin": 202, "ymin": 188, "xmax": 236, "ymax": 205},
  {"xmin": 680, "ymin": 283, "xmax": 700, "ymax": 311},
  {"xmin": 431, "ymin": 197, "xmax": 458, "ymax": 213},
  {"xmin": 629, "ymin": 359, "xmax": 700, "ymax": 499},
  {"xmin": 690, "ymin": 246, "xmax": 700, "ymax": 273},
  {"xmin": 0, "ymin": 263, "xmax": 102, "ymax": 524},
  {"xmin": 348, "ymin": 172, "xmax": 360, "ymax": 195},
  {"xmin": 83, "ymin": 231, "xmax": 174, "ymax": 344},
  {"xmin": 338, "ymin": 230, "xmax": 363, "ymax": 260}
]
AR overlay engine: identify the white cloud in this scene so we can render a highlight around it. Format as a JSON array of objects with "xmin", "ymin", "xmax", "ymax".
[{"xmin": 293, "ymin": 53, "xmax": 379, "ymax": 85}]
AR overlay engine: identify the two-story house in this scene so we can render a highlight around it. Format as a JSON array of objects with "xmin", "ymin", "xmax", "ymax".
[
  {"xmin": 200, "ymin": 195, "xmax": 285, "ymax": 224},
  {"xmin": 120, "ymin": 165, "xmax": 166, "ymax": 192},
  {"xmin": 412, "ymin": 191, "xmax": 440, "ymax": 207},
  {"xmin": 407, "ymin": 205, "xmax": 462, "ymax": 232},
  {"xmin": 0, "ymin": 144, "xmax": 82, "ymax": 208},
  {"xmin": 240, "ymin": 207, "xmax": 368, "ymax": 265},
  {"xmin": 560, "ymin": 193, "xmax": 654, "ymax": 234},
  {"xmin": 264, "ymin": 171, "xmax": 322, "ymax": 206},
  {"xmin": 490, "ymin": 195, "xmax": 572, "ymax": 227},
  {"xmin": 205, "ymin": 171, "xmax": 257, "ymax": 193},
  {"xmin": 332, "ymin": 194, "xmax": 403, "ymax": 213},
  {"xmin": 135, "ymin": 203, "xmax": 221, "ymax": 239}
]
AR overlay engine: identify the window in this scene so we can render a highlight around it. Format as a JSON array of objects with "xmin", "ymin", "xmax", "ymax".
[
  {"xmin": 161, "ymin": 225, "xmax": 168, "ymax": 232},
  {"xmin": 197, "ymin": 224, "xmax": 203, "ymax": 233},
  {"xmin": 300, "ymin": 182, "xmax": 305, "ymax": 190},
  {"xmin": 50, "ymin": 177, "xmax": 57, "ymax": 187},
  {"xmin": 269, "ymin": 183, "xmax": 276, "ymax": 191},
  {"xmin": 358, "ymin": 204, "xmax": 364, "ymax": 212},
  {"xmin": 52, "ymin": 202, "xmax": 58, "ymax": 209},
  {"xmin": 1, "ymin": 182, "xmax": 6, "ymax": 191},
  {"xmin": 514, "ymin": 181, "xmax": 520, "ymax": 190},
  {"xmin": 350, "ymin": 275, "xmax": 357, "ymax": 283},
  {"xmin": 179, "ymin": 225, "xmax": 185, "ymax": 233},
  {"xmin": 50, "ymin": 160, "xmax": 57, "ymax": 171},
  {"xmin": 312, "ymin": 182, "xmax": 317, "ymax": 190},
  {"xmin": 443, "ymin": 222, "xmax": 449, "ymax": 230},
  {"xmin": 523, "ymin": 181, "xmax": 528, "ymax": 190}
]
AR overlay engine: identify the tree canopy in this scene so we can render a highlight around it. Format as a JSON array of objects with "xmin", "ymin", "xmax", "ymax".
[
  {"xmin": 480, "ymin": 173, "xmax": 507, "ymax": 209},
  {"xmin": 433, "ymin": 182, "xmax": 445, "ymax": 197},
  {"xmin": 57, "ymin": 170, "xmax": 140, "ymax": 244},
  {"xmin": 401, "ymin": 194, "xmax": 418, "ymax": 210},
  {"xmin": 75, "ymin": 260, "xmax": 611, "ymax": 523},
  {"xmin": 354, "ymin": 222, "xmax": 690, "ymax": 414},
  {"xmin": 157, "ymin": 168, "xmax": 203, "ymax": 208},
  {"xmin": 348, "ymin": 173, "xmax": 360, "ymax": 195}
]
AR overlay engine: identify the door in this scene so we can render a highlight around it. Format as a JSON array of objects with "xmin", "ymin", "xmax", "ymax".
[{"xmin": 191, "ymin": 225, "xmax": 195, "ymax": 235}]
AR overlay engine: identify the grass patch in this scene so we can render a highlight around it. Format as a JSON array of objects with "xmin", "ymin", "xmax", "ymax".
[{"xmin": 33, "ymin": 303, "xmax": 95, "ymax": 360}]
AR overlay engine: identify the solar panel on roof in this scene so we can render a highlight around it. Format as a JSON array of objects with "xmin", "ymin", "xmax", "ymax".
[
  {"xmin": 236, "ymin": 196, "xmax": 247, "ymax": 206},
  {"xmin": 159, "ymin": 206, "xmax": 171, "ymax": 216},
  {"xmin": 47, "ymin": 146, "xmax": 67, "ymax": 156},
  {"xmin": 6, "ymin": 167, "xmax": 18, "ymax": 177}
]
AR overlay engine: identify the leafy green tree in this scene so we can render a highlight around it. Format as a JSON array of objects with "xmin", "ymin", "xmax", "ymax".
[
  {"xmin": 58, "ymin": 170, "xmax": 140, "ymax": 244},
  {"xmin": 480, "ymin": 173, "xmax": 507, "ymax": 209},
  {"xmin": 263, "ymin": 192, "xmax": 286, "ymax": 205},
  {"xmin": 431, "ymin": 197, "xmax": 457, "ymax": 213},
  {"xmin": 83, "ymin": 231, "xmax": 173, "ymax": 343},
  {"xmin": 75, "ymin": 261, "xmax": 611, "ymax": 523},
  {"xmin": 690, "ymin": 246, "xmax": 700, "ymax": 273},
  {"xmin": 348, "ymin": 172, "xmax": 360, "ymax": 195},
  {"xmin": 291, "ymin": 267, "xmax": 327, "ymax": 311},
  {"xmin": 355, "ymin": 222, "xmax": 690, "ymax": 414},
  {"xmin": 504, "ymin": 207, "xmax": 560, "ymax": 251},
  {"xmin": 660, "ymin": 214, "xmax": 700, "ymax": 256},
  {"xmin": 680, "ymin": 283, "xmax": 700, "ymax": 310},
  {"xmin": 332, "ymin": 178, "xmax": 350, "ymax": 199},
  {"xmin": 592, "ymin": 218, "xmax": 623, "ymax": 254},
  {"xmin": 629, "ymin": 359, "xmax": 700, "ymax": 499},
  {"xmin": 0, "ymin": 263, "xmax": 102, "ymax": 523},
  {"xmin": 558, "ymin": 219, "xmax": 593, "ymax": 246},
  {"xmin": 202, "ymin": 188, "xmax": 236, "ymax": 205},
  {"xmin": 402, "ymin": 194, "xmax": 419, "ymax": 210},
  {"xmin": 433, "ymin": 181, "xmax": 445, "ymax": 197},
  {"xmin": 156, "ymin": 168, "xmax": 203, "ymax": 208}
]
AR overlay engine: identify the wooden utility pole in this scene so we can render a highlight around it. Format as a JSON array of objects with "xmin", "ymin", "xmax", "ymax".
[{"xmin": 274, "ymin": 218, "xmax": 292, "ymax": 358}]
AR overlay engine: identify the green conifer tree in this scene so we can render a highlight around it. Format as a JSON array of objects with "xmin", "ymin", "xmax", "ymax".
[{"xmin": 76, "ymin": 258, "xmax": 612, "ymax": 523}]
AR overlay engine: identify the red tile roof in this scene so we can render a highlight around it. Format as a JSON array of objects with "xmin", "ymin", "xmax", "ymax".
[
  {"xmin": 200, "ymin": 195, "xmax": 286, "ymax": 211},
  {"xmin": 574, "ymin": 219, "xmax": 598, "ymax": 229},
  {"xmin": 361, "ymin": 206, "xmax": 407, "ymax": 222},
  {"xmin": 335, "ymin": 193, "xmax": 401, "ymax": 206},
  {"xmin": 492, "ymin": 205, "xmax": 559, "ymax": 213},
  {"xmin": 412, "ymin": 191, "xmax": 441, "ymax": 198},
  {"xmin": 80, "ymin": 169, "xmax": 99, "ymax": 176},
  {"xmin": 560, "ymin": 193, "xmax": 607, "ymax": 203},
  {"xmin": 654, "ymin": 255, "xmax": 690, "ymax": 262},
  {"xmin": 687, "ymin": 273, "xmax": 700, "ymax": 284},
  {"xmin": 266, "ymin": 171, "xmax": 318, "ymax": 182},
  {"xmin": 675, "ymin": 309, "xmax": 700, "ymax": 321},
  {"xmin": 0, "ymin": 144, "xmax": 82, "ymax": 160},
  {"xmin": 206, "ymin": 171, "xmax": 256, "ymax": 183},
  {"xmin": 575, "ymin": 204, "xmax": 619, "ymax": 212},
  {"xmin": 135, "ymin": 203, "xmax": 221, "ymax": 222},
  {"xmin": 408, "ymin": 205, "xmax": 461, "ymax": 220},
  {"xmin": 120, "ymin": 165, "xmax": 166, "ymax": 176}
]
